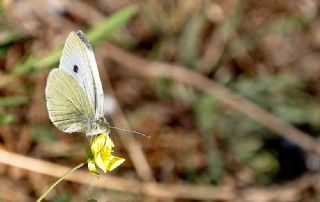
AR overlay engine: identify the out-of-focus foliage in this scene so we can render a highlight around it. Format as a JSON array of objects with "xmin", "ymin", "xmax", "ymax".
[{"xmin": 1, "ymin": 0, "xmax": 320, "ymax": 201}]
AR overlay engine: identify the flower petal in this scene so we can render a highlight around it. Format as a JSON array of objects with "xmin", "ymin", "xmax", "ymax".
[
  {"xmin": 86, "ymin": 147, "xmax": 100, "ymax": 176},
  {"xmin": 90, "ymin": 133, "xmax": 125, "ymax": 173},
  {"xmin": 102, "ymin": 155, "xmax": 125, "ymax": 172}
]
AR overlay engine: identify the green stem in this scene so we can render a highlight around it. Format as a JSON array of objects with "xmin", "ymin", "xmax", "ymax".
[{"xmin": 36, "ymin": 162, "xmax": 86, "ymax": 202}]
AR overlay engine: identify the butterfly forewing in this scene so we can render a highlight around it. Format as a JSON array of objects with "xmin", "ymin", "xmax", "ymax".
[
  {"xmin": 45, "ymin": 69, "xmax": 95, "ymax": 133},
  {"xmin": 59, "ymin": 31, "xmax": 104, "ymax": 120}
]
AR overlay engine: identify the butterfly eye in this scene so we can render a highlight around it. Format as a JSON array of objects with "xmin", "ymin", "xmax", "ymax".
[{"xmin": 73, "ymin": 65, "xmax": 79, "ymax": 73}]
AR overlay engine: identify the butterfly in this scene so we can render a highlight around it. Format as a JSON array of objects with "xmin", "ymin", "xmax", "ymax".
[{"xmin": 45, "ymin": 30, "xmax": 110, "ymax": 136}]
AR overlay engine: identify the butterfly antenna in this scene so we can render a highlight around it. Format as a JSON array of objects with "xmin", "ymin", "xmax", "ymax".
[{"xmin": 110, "ymin": 126, "xmax": 150, "ymax": 138}]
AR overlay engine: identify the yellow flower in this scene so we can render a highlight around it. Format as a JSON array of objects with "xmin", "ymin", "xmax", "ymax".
[{"xmin": 86, "ymin": 133, "xmax": 125, "ymax": 176}]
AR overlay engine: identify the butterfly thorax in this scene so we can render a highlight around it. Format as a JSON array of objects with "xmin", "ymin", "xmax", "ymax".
[{"xmin": 84, "ymin": 117, "xmax": 110, "ymax": 136}]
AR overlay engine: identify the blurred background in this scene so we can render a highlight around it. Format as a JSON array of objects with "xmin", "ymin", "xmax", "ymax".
[{"xmin": 1, "ymin": 0, "xmax": 320, "ymax": 201}]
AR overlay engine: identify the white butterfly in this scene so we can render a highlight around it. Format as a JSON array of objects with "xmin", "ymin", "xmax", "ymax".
[{"xmin": 45, "ymin": 30, "xmax": 110, "ymax": 136}]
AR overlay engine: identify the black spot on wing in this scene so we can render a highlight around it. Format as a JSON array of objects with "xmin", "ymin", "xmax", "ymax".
[{"xmin": 73, "ymin": 65, "xmax": 78, "ymax": 73}]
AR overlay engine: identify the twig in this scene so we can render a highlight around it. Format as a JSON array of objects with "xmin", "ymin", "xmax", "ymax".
[
  {"xmin": 1, "ymin": 148, "xmax": 319, "ymax": 201},
  {"xmin": 102, "ymin": 43, "xmax": 320, "ymax": 154},
  {"xmin": 0, "ymin": 149, "xmax": 233, "ymax": 200}
]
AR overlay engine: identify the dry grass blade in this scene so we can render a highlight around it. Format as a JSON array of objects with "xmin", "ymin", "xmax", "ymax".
[{"xmin": 98, "ymin": 57, "xmax": 155, "ymax": 182}]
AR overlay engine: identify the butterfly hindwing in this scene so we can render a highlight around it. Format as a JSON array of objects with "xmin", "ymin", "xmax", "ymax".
[{"xmin": 45, "ymin": 69, "xmax": 95, "ymax": 133}]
